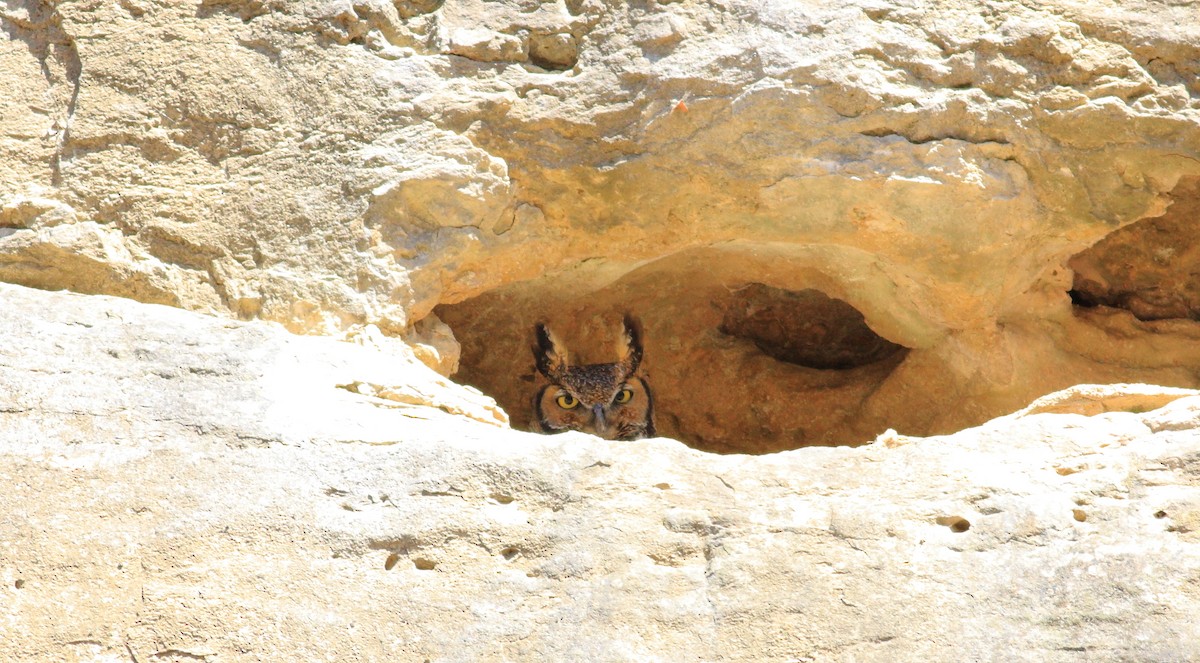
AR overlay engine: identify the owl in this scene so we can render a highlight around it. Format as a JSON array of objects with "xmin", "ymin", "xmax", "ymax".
[{"xmin": 531, "ymin": 314, "xmax": 656, "ymax": 441}]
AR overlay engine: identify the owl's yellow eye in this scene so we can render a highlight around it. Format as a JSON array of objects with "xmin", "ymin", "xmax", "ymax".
[
  {"xmin": 555, "ymin": 393, "xmax": 579, "ymax": 409},
  {"xmin": 614, "ymin": 388, "xmax": 633, "ymax": 405}
]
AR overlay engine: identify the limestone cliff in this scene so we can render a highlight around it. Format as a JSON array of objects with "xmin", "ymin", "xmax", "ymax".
[
  {"xmin": 3, "ymin": 1, "xmax": 1200, "ymax": 657},
  {"xmin": 2, "ymin": 283, "xmax": 1199, "ymax": 661},
  {"xmin": 4, "ymin": 0, "xmax": 1200, "ymax": 451}
]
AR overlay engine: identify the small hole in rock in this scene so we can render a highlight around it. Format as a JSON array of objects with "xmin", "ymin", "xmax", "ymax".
[
  {"xmin": 1066, "ymin": 289, "xmax": 1099, "ymax": 308},
  {"xmin": 384, "ymin": 552, "xmax": 401, "ymax": 570},
  {"xmin": 14, "ymin": 579, "xmax": 25, "ymax": 589},
  {"xmin": 1072, "ymin": 509, "xmax": 1087, "ymax": 522},
  {"xmin": 719, "ymin": 284, "xmax": 906, "ymax": 370},
  {"xmin": 1154, "ymin": 510, "xmax": 1168, "ymax": 519},
  {"xmin": 413, "ymin": 558, "xmax": 437, "ymax": 570},
  {"xmin": 654, "ymin": 483, "xmax": 671, "ymax": 490},
  {"xmin": 936, "ymin": 516, "xmax": 971, "ymax": 533},
  {"xmin": 490, "ymin": 493, "xmax": 514, "ymax": 504},
  {"xmin": 501, "ymin": 547, "xmax": 520, "ymax": 561},
  {"xmin": 528, "ymin": 32, "xmax": 579, "ymax": 71}
]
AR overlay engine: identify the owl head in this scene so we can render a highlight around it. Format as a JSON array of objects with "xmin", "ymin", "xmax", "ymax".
[{"xmin": 531, "ymin": 314, "xmax": 656, "ymax": 441}]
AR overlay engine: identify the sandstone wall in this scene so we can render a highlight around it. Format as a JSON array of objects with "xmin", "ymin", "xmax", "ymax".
[
  {"xmin": 3, "ymin": 0, "xmax": 1200, "ymax": 450},
  {"xmin": 5, "ymin": 4, "xmax": 1200, "ymax": 657},
  {"xmin": 2, "ymin": 283, "xmax": 1199, "ymax": 661}
]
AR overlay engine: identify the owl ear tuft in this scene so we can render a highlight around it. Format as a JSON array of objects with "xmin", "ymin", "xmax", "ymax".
[
  {"xmin": 533, "ymin": 322, "xmax": 569, "ymax": 380},
  {"xmin": 616, "ymin": 314, "xmax": 644, "ymax": 375}
]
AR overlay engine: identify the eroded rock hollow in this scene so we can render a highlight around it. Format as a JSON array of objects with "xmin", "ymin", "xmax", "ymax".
[
  {"xmin": 7, "ymin": 0, "xmax": 1200, "ymax": 450},
  {"xmin": 438, "ymin": 248, "xmax": 914, "ymax": 453},
  {"xmin": 1069, "ymin": 175, "xmax": 1200, "ymax": 322},
  {"xmin": 5, "ymin": 0, "xmax": 1200, "ymax": 659}
]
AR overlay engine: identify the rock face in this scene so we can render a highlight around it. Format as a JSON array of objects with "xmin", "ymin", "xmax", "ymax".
[
  {"xmin": 1069, "ymin": 175, "xmax": 1200, "ymax": 321},
  {"xmin": 4, "ymin": 0, "xmax": 1200, "ymax": 451},
  {"xmin": 5, "ymin": 2, "xmax": 1200, "ymax": 658},
  {"xmin": 2, "ymin": 282, "xmax": 1200, "ymax": 661}
]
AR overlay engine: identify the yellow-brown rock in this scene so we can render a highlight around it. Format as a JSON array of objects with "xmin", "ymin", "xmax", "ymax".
[
  {"xmin": 6, "ymin": 0, "xmax": 1200, "ymax": 451},
  {"xmin": 8, "ymin": 1, "xmax": 1200, "ymax": 658},
  {"xmin": 2, "ymin": 283, "xmax": 1199, "ymax": 661}
]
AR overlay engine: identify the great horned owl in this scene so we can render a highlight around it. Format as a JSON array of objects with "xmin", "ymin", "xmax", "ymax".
[{"xmin": 531, "ymin": 314, "xmax": 656, "ymax": 441}]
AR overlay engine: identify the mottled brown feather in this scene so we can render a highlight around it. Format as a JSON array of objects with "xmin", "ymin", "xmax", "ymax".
[{"xmin": 531, "ymin": 315, "xmax": 655, "ymax": 441}]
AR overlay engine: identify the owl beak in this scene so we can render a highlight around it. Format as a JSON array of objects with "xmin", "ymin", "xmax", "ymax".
[{"xmin": 591, "ymin": 404, "xmax": 608, "ymax": 436}]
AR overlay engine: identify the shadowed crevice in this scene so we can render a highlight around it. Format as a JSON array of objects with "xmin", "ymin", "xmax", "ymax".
[
  {"xmin": 719, "ymin": 284, "xmax": 907, "ymax": 370},
  {"xmin": 1069, "ymin": 176, "xmax": 1200, "ymax": 322}
]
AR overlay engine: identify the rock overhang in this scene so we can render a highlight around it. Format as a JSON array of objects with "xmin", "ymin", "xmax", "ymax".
[{"xmin": 3, "ymin": 0, "xmax": 1200, "ymax": 471}]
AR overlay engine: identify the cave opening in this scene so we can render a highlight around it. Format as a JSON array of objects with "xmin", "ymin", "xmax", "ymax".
[
  {"xmin": 434, "ymin": 247, "xmax": 912, "ymax": 454},
  {"xmin": 719, "ymin": 283, "xmax": 906, "ymax": 370},
  {"xmin": 1067, "ymin": 176, "xmax": 1200, "ymax": 322}
]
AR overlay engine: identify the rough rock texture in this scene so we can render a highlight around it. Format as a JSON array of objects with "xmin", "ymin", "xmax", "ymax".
[
  {"xmin": 3, "ymin": 282, "xmax": 1200, "ymax": 661},
  {"xmin": 6, "ymin": 0, "xmax": 1200, "ymax": 451},
  {"xmin": 6, "ymin": 2, "xmax": 1200, "ymax": 658},
  {"xmin": 1069, "ymin": 175, "xmax": 1200, "ymax": 321}
]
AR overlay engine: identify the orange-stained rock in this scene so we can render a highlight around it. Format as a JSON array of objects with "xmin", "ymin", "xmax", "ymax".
[{"xmin": 5, "ymin": 0, "xmax": 1200, "ymax": 451}]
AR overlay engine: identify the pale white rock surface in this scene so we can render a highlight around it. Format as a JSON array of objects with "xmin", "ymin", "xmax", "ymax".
[
  {"xmin": 4, "ymin": 0, "xmax": 1200, "ymax": 450},
  {"xmin": 2, "ymin": 283, "xmax": 1198, "ymax": 661}
]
